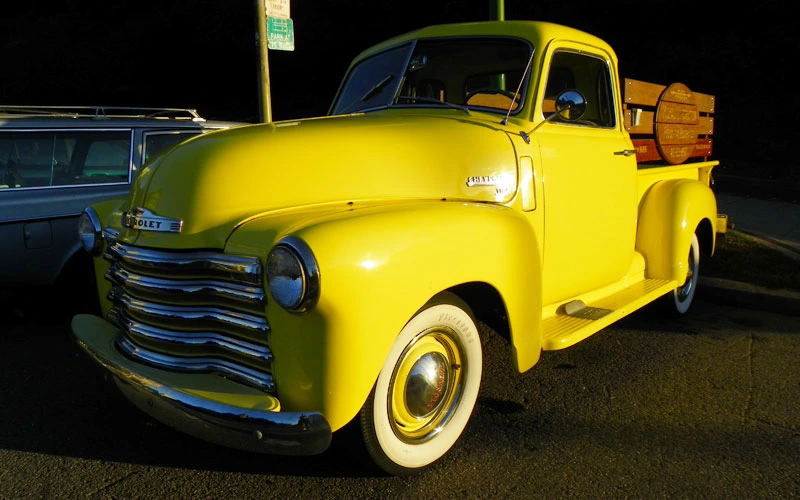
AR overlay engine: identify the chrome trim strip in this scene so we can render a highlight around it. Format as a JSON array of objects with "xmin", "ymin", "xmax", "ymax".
[
  {"xmin": 106, "ymin": 265, "xmax": 265, "ymax": 314},
  {"xmin": 105, "ymin": 242, "xmax": 262, "ymax": 285},
  {"xmin": 116, "ymin": 336, "xmax": 275, "ymax": 392},
  {"xmin": 110, "ymin": 292, "xmax": 269, "ymax": 335},
  {"xmin": 120, "ymin": 317, "xmax": 271, "ymax": 361}
]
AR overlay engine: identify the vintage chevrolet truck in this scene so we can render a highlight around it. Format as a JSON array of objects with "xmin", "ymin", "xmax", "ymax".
[{"xmin": 71, "ymin": 20, "xmax": 719, "ymax": 475}]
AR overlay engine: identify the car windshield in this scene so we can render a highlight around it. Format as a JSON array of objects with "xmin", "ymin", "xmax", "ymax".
[{"xmin": 331, "ymin": 37, "xmax": 532, "ymax": 116}]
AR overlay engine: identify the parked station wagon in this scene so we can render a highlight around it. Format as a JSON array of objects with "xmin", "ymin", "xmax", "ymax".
[{"xmin": 0, "ymin": 106, "xmax": 245, "ymax": 317}]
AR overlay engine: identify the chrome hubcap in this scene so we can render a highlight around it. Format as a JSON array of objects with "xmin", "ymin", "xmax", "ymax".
[
  {"xmin": 388, "ymin": 329, "xmax": 463, "ymax": 443},
  {"xmin": 405, "ymin": 351, "xmax": 450, "ymax": 418}
]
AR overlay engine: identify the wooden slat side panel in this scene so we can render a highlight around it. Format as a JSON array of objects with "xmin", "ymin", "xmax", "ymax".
[
  {"xmin": 698, "ymin": 116, "xmax": 714, "ymax": 135},
  {"xmin": 693, "ymin": 139, "xmax": 713, "ymax": 157},
  {"xmin": 695, "ymin": 92, "xmax": 716, "ymax": 114},
  {"xmin": 624, "ymin": 109, "xmax": 655, "ymax": 133},
  {"xmin": 623, "ymin": 78, "xmax": 665, "ymax": 107}
]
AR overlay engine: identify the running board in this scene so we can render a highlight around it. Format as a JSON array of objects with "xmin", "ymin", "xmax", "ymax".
[{"xmin": 541, "ymin": 279, "xmax": 676, "ymax": 351}]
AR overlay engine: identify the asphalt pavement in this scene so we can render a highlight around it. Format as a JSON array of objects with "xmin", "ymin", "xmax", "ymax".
[{"xmin": 702, "ymin": 190, "xmax": 800, "ymax": 316}]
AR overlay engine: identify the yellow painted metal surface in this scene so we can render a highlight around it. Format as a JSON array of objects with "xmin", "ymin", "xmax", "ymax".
[
  {"xmin": 226, "ymin": 200, "xmax": 542, "ymax": 429},
  {"xmin": 636, "ymin": 176, "xmax": 718, "ymax": 282},
  {"xmin": 74, "ymin": 19, "xmax": 720, "ymax": 441},
  {"xmin": 124, "ymin": 113, "xmax": 520, "ymax": 250}
]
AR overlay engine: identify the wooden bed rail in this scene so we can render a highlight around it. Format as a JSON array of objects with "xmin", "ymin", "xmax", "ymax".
[{"xmin": 623, "ymin": 78, "xmax": 715, "ymax": 165}]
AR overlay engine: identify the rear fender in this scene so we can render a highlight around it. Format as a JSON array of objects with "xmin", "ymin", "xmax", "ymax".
[{"xmin": 636, "ymin": 179, "xmax": 717, "ymax": 282}]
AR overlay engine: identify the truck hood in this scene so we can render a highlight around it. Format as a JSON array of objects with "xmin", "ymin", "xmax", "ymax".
[{"xmin": 123, "ymin": 111, "xmax": 519, "ymax": 248}]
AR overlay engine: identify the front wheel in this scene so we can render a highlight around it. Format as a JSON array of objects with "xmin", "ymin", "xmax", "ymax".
[
  {"xmin": 665, "ymin": 233, "xmax": 700, "ymax": 316},
  {"xmin": 359, "ymin": 292, "xmax": 482, "ymax": 476}
]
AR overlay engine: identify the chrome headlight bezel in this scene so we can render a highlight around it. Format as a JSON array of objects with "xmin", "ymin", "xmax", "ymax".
[
  {"xmin": 78, "ymin": 207, "xmax": 104, "ymax": 256},
  {"xmin": 266, "ymin": 236, "xmax": 320, "ymax": 313}
]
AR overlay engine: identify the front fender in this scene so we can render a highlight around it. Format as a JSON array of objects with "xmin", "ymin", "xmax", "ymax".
[
  {"xmin": 227, "ymin": 200, "xmax": 542, "ymax": 431},
  {"xmin": 636, "ymin": 179, "xmax": 717, "ymax": 282}
]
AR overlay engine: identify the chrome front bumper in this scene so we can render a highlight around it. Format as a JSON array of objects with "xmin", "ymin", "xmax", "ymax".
[{"xmin": 71, "ymin": 314, "xmax": 331, "ymax": 456}]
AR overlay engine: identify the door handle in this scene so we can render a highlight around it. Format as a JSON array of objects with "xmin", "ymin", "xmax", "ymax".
[{"xmin": 614, "ymin": 149, "xmax": 637, "ymax": 156}]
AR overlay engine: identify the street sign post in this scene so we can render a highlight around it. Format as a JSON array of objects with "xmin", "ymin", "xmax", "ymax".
[
  {"xmin": 255, "ymin": 0, "xmax": 272, "ymax": 122},
  {"xmin": 255, "ymin": 0, "xmax": 294, "ymax": 122}
]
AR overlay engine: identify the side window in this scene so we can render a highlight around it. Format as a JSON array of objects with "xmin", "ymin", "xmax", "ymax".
[
  {"xmin": 0, "ymin": 133, "xmax": 62, "ymax": 188},
  {"xmin": 0, "ymin": 130, "xmax": 132, "ymax": 189},
  {"xmin": 144, "ymin": 131, "xmax": 201, "ymax": 165},
  {"xmin": 83, "ymin": 139, "xmax": 130, "ymax": 180},
  {"xmin": 62, "ymin": 131, "xmax": 132, "ymax": 185},
  {"xmin": 543, "ymin": 51, "xmax": 615, "ymax": 128}
]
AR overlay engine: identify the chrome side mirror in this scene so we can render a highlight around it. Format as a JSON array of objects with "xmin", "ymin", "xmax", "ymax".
[{"xmin": 555, "ymin": 90, "xmax": 587, "ymax": 120}]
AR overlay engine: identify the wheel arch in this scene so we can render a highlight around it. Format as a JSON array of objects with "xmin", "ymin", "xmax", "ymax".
[{"xmin": 636, "ymin": 178, "xmax": 717, "ymax": 282}]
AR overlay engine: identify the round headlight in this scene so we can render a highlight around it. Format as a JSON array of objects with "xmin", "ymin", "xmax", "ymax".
[
  {"xmin": 78, "ymin": 207, "xmax": 103, "ymax": 256},
  {"xmin": 266, "ymin": 237, "xmax": 320, "ymax": 313}
]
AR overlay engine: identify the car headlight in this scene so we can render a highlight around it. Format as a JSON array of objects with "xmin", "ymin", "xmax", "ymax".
[
  {"xmin": 78, "ymin": 207, "xmax": 103, "ymax": 256},
  {"xmin": 266, "ymin": 236, "xmax": 320, "ymax": 313}
]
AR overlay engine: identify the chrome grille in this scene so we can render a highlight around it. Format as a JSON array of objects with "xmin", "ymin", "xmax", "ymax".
[{"xmin": 103, "ymin": 239, "xmax": 274, "ymax": 393}]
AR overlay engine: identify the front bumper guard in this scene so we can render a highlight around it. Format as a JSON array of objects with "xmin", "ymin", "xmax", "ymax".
[{"xmin": 70, "ymin": 314, "xmax": 332, "ymax": 456}]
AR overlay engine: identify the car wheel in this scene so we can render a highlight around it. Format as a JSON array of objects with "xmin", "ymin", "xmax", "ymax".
[
  {"xmin": 359, "ymin": 292, "xmax": 482, "ymax": 476},
  {"xmin": 667, "ymin": 233, "xmax": 700, "ymax": 315}
]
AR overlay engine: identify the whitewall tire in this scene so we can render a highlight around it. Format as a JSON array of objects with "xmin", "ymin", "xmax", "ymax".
[
  {"xmin": 359, "ymin": 292, "xmax": 482, "ymax": 476},
  {"xmin": 668, "ymin": 233, "xmax": 700, "ymax": 315}
]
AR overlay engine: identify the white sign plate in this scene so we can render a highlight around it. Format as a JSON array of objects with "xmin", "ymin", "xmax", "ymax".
[{"xmin": 266, "ymin": 0, "xmax": 290, "ymax": 18}]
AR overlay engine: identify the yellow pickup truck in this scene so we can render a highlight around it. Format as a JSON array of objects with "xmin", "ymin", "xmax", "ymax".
[{"xmin": 71, "ymin": 20, "xmax": 719, "ymax": 475}]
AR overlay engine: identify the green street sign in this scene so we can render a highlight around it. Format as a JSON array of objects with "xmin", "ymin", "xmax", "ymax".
[{"xmin": 267, "ymin": 17, "xmax": 295, "ymax": 51}]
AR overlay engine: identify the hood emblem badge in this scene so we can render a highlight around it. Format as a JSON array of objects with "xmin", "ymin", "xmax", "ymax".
[
  {"xmin": 122, "ymin": 207, "xmax": 183, "ymax": 233},
  {"xmin": 466, "ymin": 175, "xmax": 500, "ymax": 187}
]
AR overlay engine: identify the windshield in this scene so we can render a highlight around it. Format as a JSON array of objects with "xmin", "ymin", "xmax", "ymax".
[{"xmin": 331, "ymin": 37, "xmax": 532, "ymax": 115}]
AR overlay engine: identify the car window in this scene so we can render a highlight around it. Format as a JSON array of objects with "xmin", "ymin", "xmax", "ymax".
[
  {"xmin": 542, "ymin": 51, "xmax": 615, "ymax": 128},
  {"xmin": 0, "ymin": 130, "xmax": 132, "ymax": 189}
]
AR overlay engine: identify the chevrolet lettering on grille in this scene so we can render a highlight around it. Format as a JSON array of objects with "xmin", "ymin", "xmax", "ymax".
[{"xmin": 122, "ymin": 207, "xmax": 183, "ymax": 233}]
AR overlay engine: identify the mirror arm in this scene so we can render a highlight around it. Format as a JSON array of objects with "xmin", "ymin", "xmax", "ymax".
[{"xmin": 519, "ymin": 103, "xmax": 576, "ymax": 144}]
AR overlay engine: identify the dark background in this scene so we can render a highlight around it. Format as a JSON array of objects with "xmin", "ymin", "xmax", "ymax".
[{"xmin": 1, "ymin": 1, "xmax": 795, "ymax": 182}]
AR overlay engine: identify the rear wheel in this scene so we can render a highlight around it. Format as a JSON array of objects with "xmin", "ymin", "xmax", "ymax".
[
  {"xmin": 666, "ymin": 233, "xmax": 700, "ymax": 315},
  {"xmin": 359, "ymin": 292, "xmax": 482, "ymax": 476}
]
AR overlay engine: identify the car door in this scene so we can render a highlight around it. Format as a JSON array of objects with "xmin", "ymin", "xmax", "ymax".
[
  {"xmin": 534, "ymin": 45, "xmax": 638, "ymax": 306},
  {"xmin": 0, "ymin": 129, "xmax": 133, "ymax": 287}
]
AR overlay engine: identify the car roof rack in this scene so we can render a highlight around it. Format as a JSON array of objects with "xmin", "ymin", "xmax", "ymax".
[{"xmin": 0, "ymin": 105, "xmax": 206, "ymax": 122}]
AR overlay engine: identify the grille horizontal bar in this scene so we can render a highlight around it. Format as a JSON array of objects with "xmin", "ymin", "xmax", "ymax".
[{"xmin": 103, "ymin": 241, "xmax": 274, "ymax": 393}]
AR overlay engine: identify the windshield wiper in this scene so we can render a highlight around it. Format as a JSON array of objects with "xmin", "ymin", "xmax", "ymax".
[
  {"xmin": 395, "ymin": 95, "xmax": 470, "ymax": 114},
  {"xmin": 361, "ymin": 75, "xmax": 394, "ymax": 102}
]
